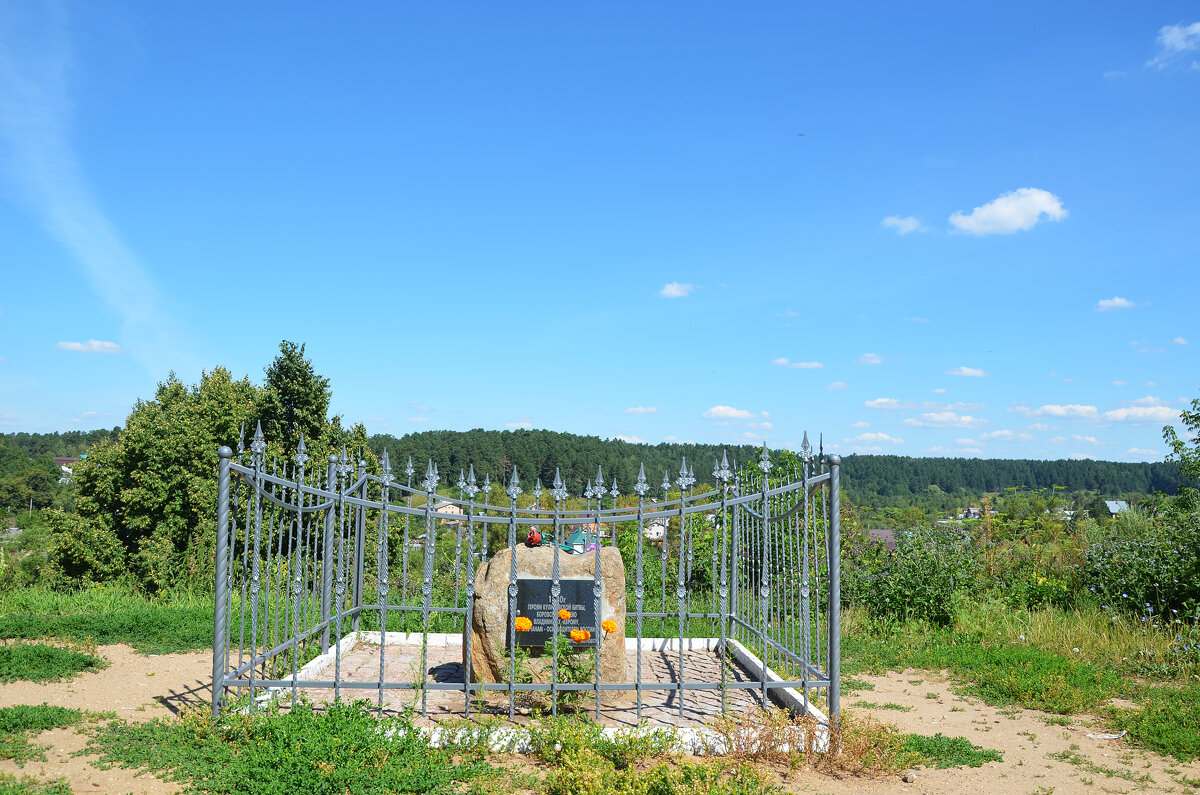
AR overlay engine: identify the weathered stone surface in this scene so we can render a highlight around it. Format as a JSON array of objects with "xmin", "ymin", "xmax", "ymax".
[{"xmin": 464, "ymin": 545, "xmax": 627, "ymax": 692}]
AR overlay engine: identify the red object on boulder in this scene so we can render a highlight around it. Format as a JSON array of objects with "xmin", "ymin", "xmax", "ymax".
[{"xmin": 525, "ymin": 529, "xmax": 542, "ymax": 547}]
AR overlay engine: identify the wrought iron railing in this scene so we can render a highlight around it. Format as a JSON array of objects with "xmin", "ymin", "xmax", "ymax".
[{"xmin": 212, "ymin": 424, "xmax": 841, "ymax": 723}]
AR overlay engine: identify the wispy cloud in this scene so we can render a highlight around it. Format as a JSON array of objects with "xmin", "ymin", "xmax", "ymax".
[
  {"xmin": 827, "ymin": 381, "xmax": 847, "ymax": 391},
  {"xmin": 703, "ymin": 405, "xmax": 762, "ymax": 420},
  {"xmin": 946, "ymin": 366, "xmax": 986, "ymax": 377},
  {"xmin": 902, "ymin": 411, "xmax": 988, "ymax": 429},
  {"xmin": 1103, "ymin": 405, "xmax": 1178, "ymax": 422},
  {"xmin": 613, "ymin": 434, "xmax": 644, "ymax": 444},
  {"xmin": 56, "ymin": 339, "xmax": 123, "ymax": 354},
  {"xmin": 405, "ymin": 417, "xmax": 429, "ymax": 423},
  {"xmin": 506, "ymin": 419, "xmax": 533, "ymax": 430},
  {"xmin": 771, "ymin": 357, "xmax": 823, "ymax": 369},
  {"xmin": 1174, "ymin": 336, "xmax": 1189, "ymax": 345},
  {"xmin": 949, "ymin": 188, "xmax": 1067, "ymax": 235},
  {"xmin": 882, "ymin": 215, "xmax": 925, "ymax": 235},
  {"xmin": 659, "ymin": 282, "xmax": 693, "ymax": 298},
  {"xmin": 1147, "ymin": 21, "xmax": 1200, "ymax": 69},
  {"xmin": 852, "ymin": 432, "xmax": 903, "ymax": 445},
  {"xmin": 858, "ymin": 352, "xmax": 882, "ymax": 365},
  {"xmin": 0, "ymin": 5, "xmax": 181, "ymax": 374},
  {"xmin": 624, "ymin": 406, "xmax": 658, "ymax": 415},
  {"xmin": 1096, "ymin": 296, "xmax": 1137, "ymax": 311},
  {"xmin": 1011, "ymin": 404, "xmax": 1099, "ymax": 419}
]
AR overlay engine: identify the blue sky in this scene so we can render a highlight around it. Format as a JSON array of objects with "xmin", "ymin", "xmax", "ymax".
[{"xmin": 1, "ymin": 2, "xmax": 1197, "ymax": 462}]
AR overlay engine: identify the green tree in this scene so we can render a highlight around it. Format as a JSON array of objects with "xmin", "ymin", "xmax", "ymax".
[
  {"xmin": 1163, "ymin": 398, "xmax": 1200, "ymax": 483},
  {"xmin": 75, "ymin": 368, "xmax": 263, "ymax": 592},
  {"xmin": 259, "ymin": 341, "xmax": 332, "ymax": 452}
]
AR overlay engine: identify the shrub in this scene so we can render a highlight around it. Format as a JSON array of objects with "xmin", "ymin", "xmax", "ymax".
[
  {"xmin": 857, "ymin": 525, "xmax": 980, "ymax": 625},
  {"xmin": 42, "ymin": 511, "xmax": 127, "ymax": 589},
  {"xmin": 1082, "ymin": 509, "xmax": 1200, "ymax": 622}
]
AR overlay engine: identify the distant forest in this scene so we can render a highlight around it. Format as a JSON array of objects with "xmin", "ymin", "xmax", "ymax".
[
  {"xmin": 365, "ymin": 429, "xmax": 1189, "ymax": 502},
  {"xmin": 2, "ymin": 427, "xmax": 1188, "ymax": 511},
  {"xmin": 0, "ymin": 429, "xmax": 120, "ymax": 459}
]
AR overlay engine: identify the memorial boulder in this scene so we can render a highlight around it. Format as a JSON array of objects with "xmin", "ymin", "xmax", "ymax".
[{"xmin": 464, "ymin": 545, "xmax": 627, "ymax": 692}]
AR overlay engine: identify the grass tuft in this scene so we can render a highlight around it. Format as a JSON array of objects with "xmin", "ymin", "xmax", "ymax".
[
  {"xmin": 903, "ymin": 733, "xmax": 1003, "ymax": 768},
  {"xmin": 0, "ymin": 643, "xmax": 107, "ymax": 684},
  {"xmin": 0, "ymin": 705, "xmax": 84, "ymax": 765}
]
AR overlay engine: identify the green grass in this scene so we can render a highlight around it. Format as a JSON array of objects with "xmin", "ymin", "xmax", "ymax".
[
  {"xmin": 903, "ymin": 733, "xmax": 1003, "ymax": 768},
  {"xmin": 0, "ymin": 643, "xmax": 107, "ymax": 683},
  {"xmin": 0, "ymin": 587, "xmax": 213, "ymax": 654},
  {"xmin": 0, "ymin": 705, "xmax": 84, "ymax": 765},
  {"xmin": 0, "ymin": 773, "xmax": 72, "ymax": 795},
  {"xmin": 88, "ymin": 700, "xmax": 492, "ymax": 795},
  {"xmin": 1104, "ymin": 683, "xmax": 1200, "ymax": 762},
  {"xmin": 852, "ymin": 701, "xmax": 912, "ymax": 712},
  {"xmin": 842, "ymin": 625, "xmax": 1120, "ymax": 714},
  {"xmin": 842, "ymin": 604, "xmax": 1200, "ymax": 761}
]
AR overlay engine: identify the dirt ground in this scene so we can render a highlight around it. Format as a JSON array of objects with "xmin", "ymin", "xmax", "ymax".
[{"xmin": 2, "ymin": 649, "xmax": 1199, "ymax": 794}]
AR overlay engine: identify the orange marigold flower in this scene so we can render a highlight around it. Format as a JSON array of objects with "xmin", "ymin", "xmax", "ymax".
[
  {"xmin": 514, "ymin": 617, "xmax": 533, "ymax": 632},
  {"xmin": 581, "ymin": 630, "xmax": 591, "ymax": 641},
  {"xmin": 570, "ymin": 629, "xmax": 586, "ymax": 644},
  {"xmin": 602, "ymin": 619, "xmax": 617, "ymax": 633},
  {"xmin": 558, "ymin": 609, "xmax": 572, "ymax": 621}
]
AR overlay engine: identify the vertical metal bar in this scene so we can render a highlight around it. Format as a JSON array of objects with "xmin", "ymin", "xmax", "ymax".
[
  {"xmin": 420, "ymin": 463, "xmax": 437, "ymax": 718},
  {"xmin": 248, "ymin": 454, "xmax": 265, "ymax": 711},
  {"xmin": 675, "ymin": 464, "xmax": 688, "ymax": 720},
  {"xmin": 758, "ymin": 451, "xmax": 772, "ymax": 710},
  {"xmin": 717, "ymin": 462, "xmax": 730, "ymax": 714},
  {"xmin": 593, "ymin": 472, "xmax": 606, "ymax": 721},
  {"xmin": 827, "ymin": 455, "xmax": 842, "ymax": 720},
  {"xmin": 550, "ymin": 479, "xmax": 563, "ymax": 718},
  {"xmin": 377, "ymin": 471, "xmax": 391, "ymax": 713},
  {"xmin": 290, "ymin": 458, "xmax": 311, "ymax": 708},
  {"xmin": 506, "ymin": 470, "xmax": 520, "ymax": 721},
  {"xmin": 352, "ymin": 459, "xmax": 367, "ymax": 633},
  {"xmin": 634, "ymin": 465, "xmax": 647, "ymax": 723},
  {"xmin": 212, "ymin": 446, "xmax": 233, "ymax": 717},
  {"xmin": 321, "ymin": 456, "xmax": 337, "ymax": 653},
  {"xmin": 334, "ymin": 459, "xmax": 347, "ymax": 703},
  {"xmin": 463, "ymin": 466, "xmax": 480, "ymax": 717}
]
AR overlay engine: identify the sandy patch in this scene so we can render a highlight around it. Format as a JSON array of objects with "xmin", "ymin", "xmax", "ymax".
[
  {"xmin": 0, "ymin": 644, "xmax": 210, "ymax": 794},
  {"xmin": 773, "ymin": 668, "xmax": 1200, "ymax": 794}
]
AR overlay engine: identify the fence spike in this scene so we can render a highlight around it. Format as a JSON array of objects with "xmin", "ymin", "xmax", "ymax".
[
  {"xmin": 758, "ymin": 443, "xmax": 773, "ymax": 473},
  {"xmin": 634, "ymin": 463, "xmax": 649, "ymax": 496},
  {"xmin": 506, "ymin": 467, "xmax": 522, "ymax": 500},
  {"xmin": 405, "ymin": 455, "xmax": 415, "ymax": 480}
]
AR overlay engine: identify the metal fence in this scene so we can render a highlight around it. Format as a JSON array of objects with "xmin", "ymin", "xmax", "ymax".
[{"xmin": 212, "ymin": 424, "xmax": 841, "ymax": 723}]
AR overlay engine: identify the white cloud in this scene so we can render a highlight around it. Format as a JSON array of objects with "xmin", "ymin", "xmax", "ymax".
[
  {"xmin": 1069, "ymin": 453, "xmax": 1096, "ymax": 461},
  {"xmin": 614, "ymin": 434, "xmax": 645, "ymax": 444},
  {"xmin": 1026, "ymin": 423, "xmax": 1057, "ymax": 431},
  {"xmin": 1112, "ymin": 380, "xmax": 1127, "ymax": 386},
  {"xmin": 404, "ymin": 417, "xmax": 429, "ymax": 423},
  {"xmin": 1022, "ymin": 404, "xmax": 1099, "ymax": 419},
  {"xmin": 662, "ymin": 435, "xmax": 678, "ymax": 442},
  {"xmin": 882, "ymin": 215, "xmax": 925, "ymax": 235},
  {"xmin": 659, "ymin": 282, "xmax": 693, "ymax": 298},
  {"xmin": 1103, "ymin": 405, "xmax": 1179, "ymax": 422},
  {"xmin": 853, "ymin": 432, "xmax": 904, "ymax": 444},
  {"xmin": 747, "ymin": 421, "xmax": 774, "ymax": 431},
  {"xmin": 982, "ymin": 429, "xmax": 1034, "ymax": 441},
  {"xmin": 1131, "ymin": 395, "xmax": 1167, "ymax": 406},
  {"xmin": 946, "ymin": 366, "xmax": 986, "ymax": 377},
  {"xmin": 1143, "ymin": 381, "xmax": 1158, "ymax": 387},
  {"xmin": 858, "ymin": 353, "xmax": 883, "ymax": 365},
  {"xmin": 850, "ymin": 421, "xmax": 870, "ymax": 428},
  {"xmin": 1126, "ymin": 448, "xmax": 1159, "ymax": 459},
  {"xmin": 949, "ymin": 188, "xmax": 1067, "ymax": 235},
  {"xmin": 703, "ymin": 405, "xmax": 759, "ymax": 420},
  {"xmin": 864, "ymin": 397, "xmax": 904, "ymax": 409},
  {"xmin": 1096, "ymin": 296, "xmax": 1136, "ymax": 312},
  {"xmin": 902, "ymin": 411, "xmax": 989, "ymax": 428},
  {"xmin": 827, "ymin": 381, "xmax": 848, "ymax": 391},
  {"xmin": 56, "ymin": 339, "xmax": 123, "ymax": 354},
  {"xmin": 931, "ymin": 388, "xmax": 946, "ymax": 394},
  {"xmin": 772, "ymin": 357, "xmax": 823, "ymax": 369},
  {"xmin": 1174, "ymin": 336, "xmax": 1189, "ymax": 345},
  {"xmin": 1147, "ymin": 21, "xmax": 1200, "ymax": 68},
  {"xmin": 506, "ymin": 420, "xmax": 533, "ymax": 429},
  {"xmin": 1072, "ymin": 434, "xmax": 1101, "ymax": 444},
  {"xmin": 956, "ymin": 438, "xmax": 980, "ymax": 446},
  {"xmin": 624, "ymin": 406, "xmax": 658, "ymax": 415}
]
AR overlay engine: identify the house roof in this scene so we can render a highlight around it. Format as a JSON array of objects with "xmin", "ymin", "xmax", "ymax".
[{"xmin": 1105, "ymin": 500, "xmax": 1129, "ymax": 514}]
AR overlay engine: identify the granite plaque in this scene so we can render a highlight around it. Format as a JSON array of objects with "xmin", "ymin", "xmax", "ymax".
[{"xmin": 512, "ymin": 576, "xmax": 598, "ymax": 648}]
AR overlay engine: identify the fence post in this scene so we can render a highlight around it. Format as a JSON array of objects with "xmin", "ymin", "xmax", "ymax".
[
  {"xmin": 351, "ymin": 457, "xmax": 367, "ymax": 633},
  {"xmin": 321, "ymin": 457, "xmax": 337, "ymax": 652},
  {"xmin": 826, "ymin": 454, "xmax": 841, "ymax": 721},
  {"xmin": 212, "ymin": 446, "xmax": 233, "ymax": 717}
]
